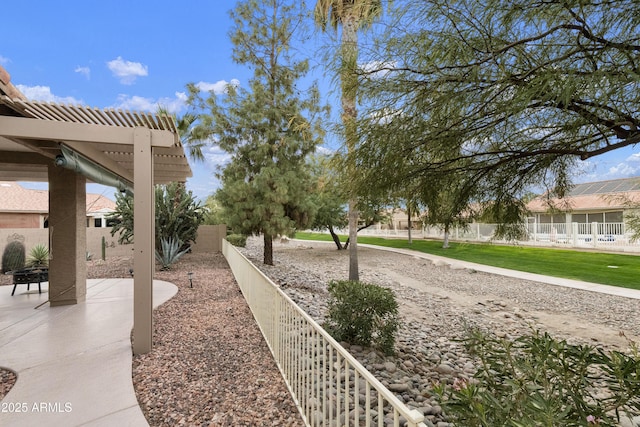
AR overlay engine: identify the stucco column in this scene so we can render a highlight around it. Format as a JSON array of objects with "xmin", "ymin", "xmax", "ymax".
[
  {"xmin": 133, "ymin": 127, "xmax": 154, "ymax": 355},
  {"xmin": 48, "ymin": 166, "xmax": 87, "ymax": 306}
]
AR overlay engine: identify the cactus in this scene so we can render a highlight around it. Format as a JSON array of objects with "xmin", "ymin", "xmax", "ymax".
[{"xmin": 2, "ymin": 240, "xmax": 26, "ymax": 273}]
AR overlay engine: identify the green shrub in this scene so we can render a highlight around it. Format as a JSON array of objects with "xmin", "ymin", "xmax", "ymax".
[
  {"xmin": 2, "ymin": 240, "xmax": 26, "ymax": 273},
  {"xmin": 227, "ymin": 234, "xmax": 247, "ymax": 247},
  {"xmin": 433, "ymin": 328, "xmax": 640, "ymax": 426},
  {"xmin": 109, "ymin": 182, "xmax": 205, "ymax": 253},
  {"xmin": 26, "ymin": 244, "xmax": 49, "ymax": 267},
  {"xmin": 155, "ymin": 237, "xmax": 190, "ymax": 270},
  {"xmin": 325, "ymin": 280, "xmax": 399, "ymax": 355}
]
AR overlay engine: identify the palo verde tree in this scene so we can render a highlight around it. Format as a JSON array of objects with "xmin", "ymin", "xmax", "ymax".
[
  {"xmin": 356, "ymin": 0, "xmax": 640, "ymax": 227},
  {"xmin": 309, "ymin": 153, "xmax": 392, "ymax": 249},
  {"xmin": 187, "ymin": 0, "xmax": 327, "ymax": 265}
]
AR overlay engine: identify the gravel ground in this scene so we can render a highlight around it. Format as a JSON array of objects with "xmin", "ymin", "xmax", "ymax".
[
  {"xmin": 240, "ymin": 237, "xmax": 640, "ymax": 425},
  {"xmin": 0, "ymin": 253, "xmax": 304, "ymax": 427},
  {"xmin": 244, "ymin": 238, "xmax": 640, "ymax": 350},
  {"xmin": 2, "ymin": 239, "xmax": 639, "ymax": 425}
]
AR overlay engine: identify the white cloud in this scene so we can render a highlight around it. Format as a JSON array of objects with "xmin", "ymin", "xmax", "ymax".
[
  {"xmin": 112, "ymin": 94, "xmax": 156, "ymax": 112},
  {"xmin": 15, "ymin": 84, "xmax": 82, "ymax": 104},
  {"xmin": 195, "ymin": 79, "xmax": 240, "ymax": 94},
  {"xmin": 606, "ymin": 162, "xmax": 640, "ymax": 177},
  {"xmin": 107, "ymin": 56, "xmax": 148, "ymax": 85},
  {"xmin": 204, "ymin": 144, "xmax": 231, "ymax": 167},
  {"xmin": 360, "ymin": 60, "xmax": 397, "ymax": 79},
  {"xmin": 626, "ymin": 152, "xmax": 640, "ymax": 163},
  {"xmin": 315, "ymin": 146, "xmax": 335, "ymax": 156},
  {"xmin": 75, "ymin": 66, "xmax": 91, "ymax": 79},
  {"xmin": 0, "ymin": 55, "xmax": 9, "ymax": 65},
  {"xmin": 155, "ymin": 91, "xmax": 188, "ymax": 114},
  {"xmin": 112, "ymin": 91, "xmax": 187, "ymax": 114}
]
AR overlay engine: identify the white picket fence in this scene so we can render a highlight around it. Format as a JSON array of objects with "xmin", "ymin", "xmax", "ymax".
[
  {"xmin": 345, "ymin": 222, "xmax": 640, "ymax": 253},
  {"xmin": 222, "ymin": 239, "xmax": 427, "ymax": 427}
]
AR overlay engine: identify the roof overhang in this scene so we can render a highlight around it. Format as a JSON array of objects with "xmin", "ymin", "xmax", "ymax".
[{"xmin": 0, "ymin": 95, "xmax": 192, "ymax": 185}]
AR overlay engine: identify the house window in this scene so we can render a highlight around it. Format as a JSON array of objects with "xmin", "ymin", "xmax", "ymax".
[
  {"xmin": 539, "ymin": 214, "xmax": 552, "ymax": 223},
  {"xmin": 94, "ymin": 218, "xmax": 103, "ymax": 228},
  {"xmin": 604, "ymin": 211, "xmax": 623, "ymax": 223},
  {"xmin": 572, "ymin": 213, "xmax": 587, "ymax": 223},
  {"xmin": 538, "ymin": 214, "xmax": 565, "ymax": 224},
  {"xmin": 587, "ymin": 212, "xmax": 604, "ymax": 223}
]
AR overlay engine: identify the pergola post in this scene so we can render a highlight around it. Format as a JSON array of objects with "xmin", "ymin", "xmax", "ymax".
[{"xmin": 133, "ymin": 127, "xmax": 154, "ymax": 355}]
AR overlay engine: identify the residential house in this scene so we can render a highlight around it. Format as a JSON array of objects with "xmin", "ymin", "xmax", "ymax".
[
  {"xmin": 526, "ymin": 177, "xmax": 640, "ymax": 241},
  {"xmin": 0, "ymin": 181, "xmax": 116, "ymax": 228}
]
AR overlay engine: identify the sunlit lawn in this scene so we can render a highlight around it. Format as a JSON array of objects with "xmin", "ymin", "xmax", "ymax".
[{"xmin": 295, "ymin": 232, "xmax": 640, "ymax": 290}]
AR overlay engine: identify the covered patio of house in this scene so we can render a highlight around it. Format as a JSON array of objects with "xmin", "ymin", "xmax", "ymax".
[
  {"xmin": 0, "ymin": 66, "xmax": 192, "ymax": 354},
  {"xmin": 0, "ymin": 278, "xmax": 178, "ymax": 425}
]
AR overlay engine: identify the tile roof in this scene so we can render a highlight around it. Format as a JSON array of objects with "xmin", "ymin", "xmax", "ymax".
[
  {"xmin": 0, "ymin": 181, "xmax": 115, "ymax": 214},
  {"xmin": 528, "ymin": 177, "xmax": 640, "ymax": 212}
]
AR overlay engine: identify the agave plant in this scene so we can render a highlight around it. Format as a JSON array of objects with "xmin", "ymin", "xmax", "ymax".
[
  {"xmin": 26, "ymin": 243, "xmax": 49, "ymax": 268},
  {"xmin": 155, "ymin": 236, "xmax": 190, "ymax": 270}
]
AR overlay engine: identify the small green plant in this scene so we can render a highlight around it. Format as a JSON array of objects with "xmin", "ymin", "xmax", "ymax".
[
  {"xmin": 325, "ymin": 280, "xmax": 399, "ymax": 355},
  {"xmin": 155, "ymin": 237, "xmax": 190, "ymax": 270},
  {"xmin": 26, "ymin": 244, "xmax": 49, "ymax": 267},
  {"xmin": 433, "ymin": 328, "xmax": 640, "ymax": 426},
  {"xmin": 2, "ymin": 240, "xmax": 26, "ymax": 273},
  {"xmin": 226, "ymin": 234, "xmax": 247, "ymax": 247}
]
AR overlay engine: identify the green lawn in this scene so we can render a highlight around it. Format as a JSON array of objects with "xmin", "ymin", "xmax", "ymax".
[{"xmin": 294, "ymin": 232, "xmax": 640, "ymax": 290}]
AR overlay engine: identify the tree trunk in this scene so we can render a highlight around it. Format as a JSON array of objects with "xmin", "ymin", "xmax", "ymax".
[
  {"xmin": 443, "ymin": 227, "xmax": 450, "ymax": 249},
  {"xmin": 342, "ymin": 13, "xmax": 359, "ymax": 282},
  {"xmin": 328, "ymin": 226, "xmax": 345, "ymax": 250},
  {"xmin": 348, "ymin": 198, "xmax": 359, "ymax": 281},
  {"xmin": 263, "ymin": 234, "xmax": 274, "ymax": 265},
  {"xmin": 407, "ymin": 207, "xmax": 413, "ymax": 245}
]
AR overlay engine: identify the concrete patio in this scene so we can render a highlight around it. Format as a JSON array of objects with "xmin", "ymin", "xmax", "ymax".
[{"xmin": 0, "ymin": 278, "xmax": 177, "ymax": 426}]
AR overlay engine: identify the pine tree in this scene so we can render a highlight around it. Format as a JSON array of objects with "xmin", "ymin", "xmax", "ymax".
[{"xmin": 187, "ymin": 0, "xmax": 327, "ymax": 265}]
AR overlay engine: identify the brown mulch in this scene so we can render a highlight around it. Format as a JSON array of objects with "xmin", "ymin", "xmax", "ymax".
[{"xmin": 0, "ymin": 253, "xmax": 304, "ymax": 427}]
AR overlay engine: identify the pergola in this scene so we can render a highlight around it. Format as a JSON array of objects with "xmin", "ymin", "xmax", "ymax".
[{"xmin": 0, "ymin": 68, "xmax": 192, "ymax": 354}]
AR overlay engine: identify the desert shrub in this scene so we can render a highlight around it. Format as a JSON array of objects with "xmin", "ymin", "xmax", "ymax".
[
  {"xmin": 155, "ymin": 237, "xmax": 190, "ymax": 270},
  {"xmin": 109, "ymin": 182, "xmax": 205, "ymax": 253},
  {"xmin": 26, "ymin": 244, "xmax": 49, "ymax": 267},
  {"xmin": 433, "ymin": 328, "xmax": 640, "ymax": 427},
  {"xmin": 2, "ymin": 240, "xmax": 26, "ymax": 273},
  {"xmin": 226, "ymin": 234, "xmax": 247, "ymax": 247},
  {"xmin": 325, "ymin": 280, "xmax": 399, "ymax": 355}
]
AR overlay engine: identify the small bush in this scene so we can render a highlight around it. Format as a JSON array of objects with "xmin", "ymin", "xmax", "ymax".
[
  {"xmin": 227, "ymin": 234, "xmax": 247, "ymax": 247},
  {"xmin": 434, "ymin": 328, "xmax": 640, "ymax": 426},
  {"xmin": 325, "ymin": 280, "xmax": 399, "ymax": 355},
  {"xmin": 26, "ymin": 244, "xmax": 49, "ymax": 267},
  {"xmin": 2, "ymin": 240, "xmax": 26, "ymax": 273},
  {"xmin": 155, "ymin": 237, "xmax": 190, "ymax": 270}
]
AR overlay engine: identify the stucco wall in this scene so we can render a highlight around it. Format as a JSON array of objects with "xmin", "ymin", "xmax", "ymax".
[{"xmin": 0, "ymin": 225, "xmax": 226, "ymax": 265}]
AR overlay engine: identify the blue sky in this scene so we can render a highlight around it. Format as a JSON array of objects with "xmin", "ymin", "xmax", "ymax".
[
  {"xmin": 2, "ymin": 0, "xmax": 333, "ymax": 201},
  {"xmin": 2, "ymin": 1, "xmax": 640, "ymax": 201}
]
